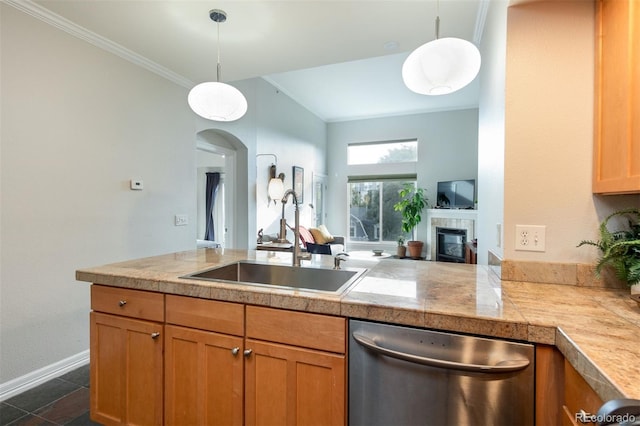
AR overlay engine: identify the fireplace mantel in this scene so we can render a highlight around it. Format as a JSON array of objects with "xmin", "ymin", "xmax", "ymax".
[{"xmin": 426, "ymin": 209, "xmax": 477, "ymax": 261}]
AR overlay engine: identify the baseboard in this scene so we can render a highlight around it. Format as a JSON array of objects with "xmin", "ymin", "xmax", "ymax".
[{"xmin": 0, "ymin": 350, "xmax": 89, "ymax": 402}]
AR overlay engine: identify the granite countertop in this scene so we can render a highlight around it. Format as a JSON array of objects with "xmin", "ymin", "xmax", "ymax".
[{"xmin": 76, "ymin": 248, "xmax": 640, "ymax": 402}]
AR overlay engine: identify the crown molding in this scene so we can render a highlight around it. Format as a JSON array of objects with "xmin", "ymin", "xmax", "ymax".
[
  {"xmin": 3, "ymin": 0, "xmax": 194, "ymax": 89},
  {"xmin": 473, "ymin": 0, "xmax": 491, "ymax": 45}
]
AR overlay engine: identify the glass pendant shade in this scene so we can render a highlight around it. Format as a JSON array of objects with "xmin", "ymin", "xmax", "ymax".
[
  {"xmin": 267, "ymin": 178, "xmax": 285, "ymax": 201},
  {"xmin": 188, "ymin": 81, "xmax": 247, "ymax": 122},
  {"xmin": 402, "ymin": 37, "xmax": 481, "ymax": 96},
  {"xmin": 188, "ymin": 9, "xmax": 247, "ymax": 122}
]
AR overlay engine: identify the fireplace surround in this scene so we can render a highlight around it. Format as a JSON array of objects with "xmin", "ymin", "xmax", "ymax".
[{"xmin": 428, "ymin": 210, "xmax": 476, "ymax": 261}]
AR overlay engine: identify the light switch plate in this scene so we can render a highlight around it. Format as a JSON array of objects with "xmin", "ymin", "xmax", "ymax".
[{"xmin": 175, "ymin": 214, "xmax": 188, "ymax": 226}]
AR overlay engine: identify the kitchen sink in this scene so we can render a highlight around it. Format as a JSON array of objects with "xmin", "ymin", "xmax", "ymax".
[{"xmin": 181, "ymin": 260, "xmax": 367, "ymax": 293}]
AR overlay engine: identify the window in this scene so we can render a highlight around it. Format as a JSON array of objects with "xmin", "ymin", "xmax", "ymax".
[
  {"xmin": 347, "ymin": 140, "xmax": 417, "ymax": 165},
  {"xmin": 347, "ymin": 140, "xmax": 418, "ymax": 244},
  {"xmin": 349, "ymin": 180, "xmax": 415, "ymax": 243}
]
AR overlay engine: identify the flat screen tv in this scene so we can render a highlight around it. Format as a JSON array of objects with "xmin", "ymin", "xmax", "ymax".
[{"xmin": 436, "ymin": 179, "xmax": 476, "ymax": 209}]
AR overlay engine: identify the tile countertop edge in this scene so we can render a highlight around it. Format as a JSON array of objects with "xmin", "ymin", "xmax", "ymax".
[{"xmin": 555, "ymin": 327, "xmax": 627, "ymax": 402}]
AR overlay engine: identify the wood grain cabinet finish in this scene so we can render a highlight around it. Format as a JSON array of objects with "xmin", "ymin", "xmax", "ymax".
[
  {"xmin": 90, "ymin": 285, "xmax": 164, "ymax": 426},
  {"xmin": 91, "ymin": 287, "xmax": 347, "ymax": 426},
  {"xmin": 594, "ymin": 0, "xmax": 640, "ymax": 194},
  {"xmin": 90, "ymin": 311, "xmax": 163, "ymax": 426},
  {"xmin": 164, "ymin": 295, "xmax": 245, "ymax": 426},
  {"xmin": 534, "ymin": 345, "xmax": 603, "ymax": 426},
  {"xmin": 165, "ymin": 325, "xmax": 244, "ymax": 426},
  {"xmin": 562, "ymin": 359, "xmax": 603, "ymax": 426},
  {"xmin": 245, "ymin": 306, "xmax": 347, "ymax": 426},
  {"xmin": 535, "ymin": 345, "xmax": 564, "ymax": 426}
]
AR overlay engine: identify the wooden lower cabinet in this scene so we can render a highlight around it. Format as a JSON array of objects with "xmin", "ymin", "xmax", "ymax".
[
  {"xmin": 90, "ymin": 312, "xmax": 163, "ymax": 426},
  {"xmin": 164, "ymin": 325, "xmax": 244, "ymax": 426},
  {"xmin": 534, "ymin": 345, "xmax": 604, "ymax": 426},
  {"xmin": 563, "ymin": 359, "xmax": 603, "ymax": 426},
  {"xmin": 244, "ymin": 339, "xmax": 346, "ymax": 426},
  {"xmin": 90, "ymin": 287, "xmax": 347, "ymax": 426},
  {"xmin": 535, "ymin": 345, "xmax": 564, "ymax": 426}
]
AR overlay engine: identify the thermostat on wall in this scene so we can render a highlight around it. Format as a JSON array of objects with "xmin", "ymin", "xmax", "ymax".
[{"xmin": 130, "ymin": 179, "xmax": 144, "ymax": 190}]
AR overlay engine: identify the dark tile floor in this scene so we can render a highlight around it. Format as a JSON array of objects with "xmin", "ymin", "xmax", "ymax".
[{"xmin": 0, "ymin": 364, "xmax": 99, "ymax": 426}]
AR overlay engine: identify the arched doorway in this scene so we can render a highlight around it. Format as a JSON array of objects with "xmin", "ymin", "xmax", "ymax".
[{"xmin": 196, "ymin": 129, "xmax": 249, "ymax": 249}]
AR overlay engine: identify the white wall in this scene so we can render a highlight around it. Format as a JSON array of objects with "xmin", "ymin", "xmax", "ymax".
[
  {"xmin": 0, "ymin": 5, "xmax": 196, "ymax": 383},
  {"xmin": 504, "ymin": 0, "xmax": 639, "ymax": 263},
  {"xmin": 326, "ymin": 109, "xmax": 479, "ymax": 250},
  {"xmin": 477, "ymin": 0, "xmax": 508, "ymax": 264},
  {"xmin": 254, "ymin": 79, "xmax": 327, "ymax": 239}
]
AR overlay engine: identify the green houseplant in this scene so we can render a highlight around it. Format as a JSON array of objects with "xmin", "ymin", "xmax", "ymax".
[
  {"xmin": 578, "ymin": 208, "xmax": 640, "ymax": 291},
  {"xmin": 394, "ymin": 184, "xmax": 428, "ymax": 259}
]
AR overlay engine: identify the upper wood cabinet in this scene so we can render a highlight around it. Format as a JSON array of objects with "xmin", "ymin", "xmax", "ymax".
[{"xmin": 593, "ymin": 0, "xmax": 640, "ymax": 194}]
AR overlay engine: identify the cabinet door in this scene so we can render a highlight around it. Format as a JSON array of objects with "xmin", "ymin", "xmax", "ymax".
[
  {"xmin": 594, "ymin": 0, "xmax": 640, "ymax": 194},
  {"xmin": 244, "ymin": 339, "xmax": 346, "ymax": 426},
  {"xmin": 90, "ymin": 312, "xmax": 163, "ymax": 426},
  {"xmin": 164, "ymin": 325, "xmax": 244, "ymax": 426},
  {"xmin": 562, "ymin": 359, "xmax": 603, "ymax": 426}
]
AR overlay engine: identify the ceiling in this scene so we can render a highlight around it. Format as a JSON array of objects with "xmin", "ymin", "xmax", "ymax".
[{"xmin": 23, "ymin": 0, "xmax": 488, "ymax": 122}]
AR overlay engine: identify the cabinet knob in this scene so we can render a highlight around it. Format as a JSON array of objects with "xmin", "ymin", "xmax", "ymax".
[
  {"xmin": 151, "ymin": 332, "xmax": 160, "ymax": 339},
  {"xmin": 243, "ymin": 349, "xmax": 253, "ymax": 357},
  {"xmin": 231, "ymin": 347, "xmax": 240, "ymax": 356},
  {"xmin": 118, "ymin": 300, "xmax": 127, "ymax": 307}
]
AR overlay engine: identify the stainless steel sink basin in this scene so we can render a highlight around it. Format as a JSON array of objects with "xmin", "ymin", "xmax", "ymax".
[{"xmin": 182, "ymin": 260, "xmax": 367, "ymax": 293}]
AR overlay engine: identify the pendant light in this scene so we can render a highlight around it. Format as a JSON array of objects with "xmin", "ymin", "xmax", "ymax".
[
  {"xmin": 402, "ymin": 2, "xmax": 481, "ymax": 96},
  {"xmin": 188, "ymin": 9, "xmax": 247, "ymax": 122}
]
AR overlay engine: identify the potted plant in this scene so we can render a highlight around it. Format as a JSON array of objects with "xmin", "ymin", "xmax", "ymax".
[
  {"xmin": 578, "ymin": 208, "xmax": 640, "ymax": 294},
  {"xmin": 394, "ymin": 184, "xmax": 428, "ymax": 259},
  {"xmin": 397, "ymin": 235, "xmax": 406, "ymax": 258}
]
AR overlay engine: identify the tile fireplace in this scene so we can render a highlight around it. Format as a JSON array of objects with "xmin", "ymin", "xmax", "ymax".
[{"xmin": 427, "ymin": 209, "xmax": 476, "ymax": 261}]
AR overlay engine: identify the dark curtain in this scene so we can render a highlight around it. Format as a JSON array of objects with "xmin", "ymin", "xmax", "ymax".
[{"xmin": 204, "ymin": 172, "xmax": 221, "ymax": 241}]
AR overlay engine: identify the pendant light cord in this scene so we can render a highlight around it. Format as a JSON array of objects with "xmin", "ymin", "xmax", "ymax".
[
  {"xmin": 435, "ymin": 0, "xmax": 440, "ymax": 40},
  {"xmin": 216, "ymin": 21, "xmax": 222, "ymax": 82}
]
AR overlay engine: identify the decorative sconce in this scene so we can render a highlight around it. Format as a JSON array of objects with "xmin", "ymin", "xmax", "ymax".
[
  {"xmin": 268, "ymin": 164, "xmax": 285, "ymax": 203},
  {"xmin": 257, "ymin": 154, "xmax": 285, "ymax": 204}
]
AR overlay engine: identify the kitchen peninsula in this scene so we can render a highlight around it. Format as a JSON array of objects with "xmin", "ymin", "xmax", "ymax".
[{"xmin": 77, "ymin": 248, "xmax": 639, "ymax": 424}]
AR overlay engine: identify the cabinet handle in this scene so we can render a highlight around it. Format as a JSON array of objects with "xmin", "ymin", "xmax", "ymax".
[
  {"xmin": 231, "ymin": 347, "xmax": 240, "ymax": 356},
  {"xmin": 151, "ymin": 332, "xmax": 160, "ymax": 339},
  {"xmin": 118, "ymin": 300, "xmax": 127, "ymax": 307},
  {"xmin": 243, "ymin": 349, "xmax": 253, "ymax": 357}
]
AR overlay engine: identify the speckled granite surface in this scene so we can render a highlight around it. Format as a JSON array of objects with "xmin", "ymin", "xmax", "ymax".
[{"xmin": 76, "ymin": 248, "xmax": 640, "ymax": 402}]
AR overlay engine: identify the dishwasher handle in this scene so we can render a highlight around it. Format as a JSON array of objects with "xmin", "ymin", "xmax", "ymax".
[{"xmin": 352, "ymin": 332, "xmax": 530, "ymax": 374}]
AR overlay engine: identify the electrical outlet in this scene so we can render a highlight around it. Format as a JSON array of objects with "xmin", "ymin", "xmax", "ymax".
[
  {"xmin": 174, "ymin": 214, "xmax": 188, "ymax": 226},
  {"xmin": 515, "ymin": 225, "xmax": 546, "ymax": 252}
]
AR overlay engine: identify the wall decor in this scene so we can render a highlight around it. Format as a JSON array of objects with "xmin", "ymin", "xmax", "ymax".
[{"xmin": 293, "ymin": 166, "xmax": 304, "ymax": 204}]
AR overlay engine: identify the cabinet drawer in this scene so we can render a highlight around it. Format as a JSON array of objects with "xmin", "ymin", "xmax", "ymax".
[
  {"xmin": 91, "ymin": 285, "xmax": 164, "ymax": 322},
  {"xmin": 166, "ymin": 295, "xmax": 244, "ymax": 336},
  {"xmin": 246, "ymin": 305, "xmax": 345, "ymax": 354}
]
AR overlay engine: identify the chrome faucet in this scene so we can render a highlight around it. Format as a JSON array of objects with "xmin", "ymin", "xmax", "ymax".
[
  {"xmin": 282, "ymin": 189, "xmax": 311, "ymax": 267},
  {"xmin": 334, "ymin": 252, "xmax": 349, "ymax": 270}
]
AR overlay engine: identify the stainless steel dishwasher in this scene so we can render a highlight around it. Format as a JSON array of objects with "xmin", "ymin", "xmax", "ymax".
[{"xmin": 349, "ymin": 319, "xmax": 535, "ymax": 426}]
